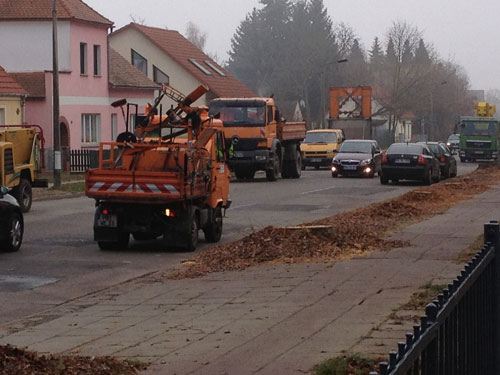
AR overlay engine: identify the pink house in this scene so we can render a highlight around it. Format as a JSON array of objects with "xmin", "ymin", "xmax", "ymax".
[{"xmin": 0, "ymin": 0, "xmax": 157, "ymax": 170}]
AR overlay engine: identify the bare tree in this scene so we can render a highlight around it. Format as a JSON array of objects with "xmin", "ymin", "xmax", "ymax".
[
  {"xmin": 334, "ymin": 22, "xmax": 356, "ymax": 58},
  {"xmin": 129, "ymin": 14, "xmax": 146, "ymax": 25},
  {"xmin": 185, "ymin": 21, "xmax": 207, "ymax": 51}
]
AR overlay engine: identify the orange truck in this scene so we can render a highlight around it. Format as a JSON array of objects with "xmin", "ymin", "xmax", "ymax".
[
  {"xmin": 209, "ymin": 97, "xmax": 306, "ymax": 181},
  {"xmin": 85, "ymin": 85, "xmax": 231, "ymax": 251}
]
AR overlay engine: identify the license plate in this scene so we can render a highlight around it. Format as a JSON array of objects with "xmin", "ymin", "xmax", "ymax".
[
  {"xmin": 474, "ymin": 151, "xmax": 484, "ymax": 154},
  {"xmin": 310, "ymin": 158, "xmax": 322, "ymax": 163},
  {"xmin": 343, "ymin": 165, "xmax": 357, "ymax": 170},
  {"xmin": 97, "ymin": 214, "xmax": 117, "ymax": 228},
  {"xmin": 395, "ymin": 159, "xmax": 410, "ymax": 164}
]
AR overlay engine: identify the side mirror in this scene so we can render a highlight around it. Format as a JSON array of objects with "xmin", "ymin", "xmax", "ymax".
[{"xmin": 0, "ymin": 186, "xmax": 8, "ymax": 197}]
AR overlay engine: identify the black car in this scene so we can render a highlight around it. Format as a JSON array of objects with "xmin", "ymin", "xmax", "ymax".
[
  {"xmin": 418, "ymin": 141, "xmax": 457, "ymax": 178},
  {"xmin": 331, "ymin": 140, "xmax": 382, "ymax": 178},
  {"xmin": 0, "ymin": 186, "xmax": 23, "ymax": 252},
  {"xmin": 380, "ymin": 143, "xmax": 441, "ymax": 185}
]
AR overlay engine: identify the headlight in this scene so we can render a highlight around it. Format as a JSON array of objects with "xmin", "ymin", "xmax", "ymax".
[
  {"xmin": 446, "ymin": 142, "xmax": 451, "ymax": 146},
  {"xmin": 332, "ymin": 159, "xmax": 340, "ymax": 164},
  {"xmin": 360, "ymin": 159, "xmax": 371, "ymax": 166}
]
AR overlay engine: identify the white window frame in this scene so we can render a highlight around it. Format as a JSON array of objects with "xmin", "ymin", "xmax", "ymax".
[
  {"xmin": 81, "ymin": 114, "xmax": 100, "ymax": 146},
  {"xmin": 93, "ymin": 45, "xmax": 101, "ymax": 76},
  {"xmin": 111, "ymin": 113, "xmax": 118, "ymax": 141}
]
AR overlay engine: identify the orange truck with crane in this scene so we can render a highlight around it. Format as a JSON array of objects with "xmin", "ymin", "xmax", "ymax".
[
  {"xmin": 85, "ymin": 85, "xmax": 231, "ymax": 251},
  {"xmin": 209, "ymin": 97, "xmax": 306, "ymax": 181}
]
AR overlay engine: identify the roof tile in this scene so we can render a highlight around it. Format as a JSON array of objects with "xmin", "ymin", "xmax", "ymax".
[
  {"xmin": 0, "ymin": 66, "xmax": 28, "ymax": 95},
  {"xmin": 109, "ymin": 48, "xmax": 159, "ymax": 90},
  {"xmin": 9, "ymin": 72, "xmax": 45, "ymax": 98},
  {"xmin": 0, "ymin": 0, "xmax": 113, "ymax": 26},
  {"xmin": 112, "ymin": 23, "xmax": 256, "ymax": 98}
]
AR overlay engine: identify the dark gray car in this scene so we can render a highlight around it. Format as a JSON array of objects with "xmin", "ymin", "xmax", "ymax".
[{"xmin": 331, "ymin": 140, "xmax": 382, "ymax": 178}]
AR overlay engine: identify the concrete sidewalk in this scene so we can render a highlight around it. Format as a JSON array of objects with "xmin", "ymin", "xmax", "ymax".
[{"xmin": 2, "ymin": 186, "xmax": 500, "ymax": 375}]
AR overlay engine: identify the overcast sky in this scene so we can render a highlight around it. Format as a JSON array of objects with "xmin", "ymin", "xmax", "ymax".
[{"xmin": 85, "ymin": 0, "xmax": 500, "ymax": 91}]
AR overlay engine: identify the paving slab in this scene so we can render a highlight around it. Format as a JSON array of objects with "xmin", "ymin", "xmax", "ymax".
[{"xmin": 2, "ymin": 186, "xmax": 500, "ymax": 374}]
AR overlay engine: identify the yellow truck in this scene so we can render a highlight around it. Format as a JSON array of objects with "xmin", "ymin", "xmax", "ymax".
[
  {"xmin": 300, "ymin": 129, "xmax": 345, "ymax": 169},
  {"xmin": 0, "ymin": 125, "xmax": 48, "ymax": 212}
]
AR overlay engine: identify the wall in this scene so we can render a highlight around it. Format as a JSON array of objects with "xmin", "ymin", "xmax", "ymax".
[
  {"xmin": 0, "ymin": 97, "xmax": 24, "ymax": 124},
  {"xmin": 110, "ymin": 28, "xmax": 207, "ymax": 109},
  {"xmin": 0, "ymin": 21, "xmax": 71, "ymax": 72}
]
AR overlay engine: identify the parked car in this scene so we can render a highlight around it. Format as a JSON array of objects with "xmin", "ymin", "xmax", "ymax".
[
  {"xmin": 380, "ymin": 143, "xmax": 441, "ymax": 185},
  {"xmin": 0, "ymin": 186, "xmax": 23, "ymax": 252},
  {"xmin": 418, "ymin": 141, "xmax": 457, "ymax": 178},
  {"xmin": 446, "ymin": 134, "xmax": 460, "ymax": 150},
  {"xmin": 331, "ymin": 139, "xmax": 382, "ymax": 178}
]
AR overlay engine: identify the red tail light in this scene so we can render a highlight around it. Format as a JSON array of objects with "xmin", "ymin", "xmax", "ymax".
[
  {"xmin": 440, "ymin": 155, "xmax": 445, "ymax": 163},
  {"xmin": 417, "ymin": 155, "xmax": 426, "ymax": 165},
  {"xmin": 102, "ymin": 209, "xmax": 110, "ymax": 215},
  {"xmin": 381, "ymin": 153, "xmax": 388, "ymax": 164}
]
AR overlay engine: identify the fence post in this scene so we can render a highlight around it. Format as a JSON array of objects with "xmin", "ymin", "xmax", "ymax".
[{"xmin": 484, "ymin": 220, "xmax": 500, "ymax": 374}]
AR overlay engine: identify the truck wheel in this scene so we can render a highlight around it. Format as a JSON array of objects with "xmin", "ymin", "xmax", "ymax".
[
  {"xmin": 97, "ymin": 232, "xmax": 129, "ymax": 250},
  {"xmin": 285, "ymin": 147, "xmax": 301, "ymax": 179},
  {"xmin": 204, "ymin": 207, "xmax": 223, "ymax": 243},
  {"xmin": 266, "ymin": 153, "xmax": 280, "ymax": 182},
  {"xmin": 1, "ymin": 212, "xmax": 23, "ymax": 252},
  {"xmin": 14, "ymin": 179, "xmax": 32, "ymax": 213},
  {"xmin": 185, "ymin": 213, "xmax": 199, "ymax": 252}
]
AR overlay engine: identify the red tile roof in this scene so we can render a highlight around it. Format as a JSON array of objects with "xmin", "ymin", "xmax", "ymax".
[
  {"xmin": 9, "ymin": 72, "xmax": 46, "ymax": 99},
  {"xmin": 109, "ymin": 48, "xmax": 159, "ymax": 90},
  {"xmin": 111, "ymin": 23, "xmax": 256, "ymax": 98},
  {"xmin": 0, "ymin": 66, "xmax": 28, "ymax": 96},
  {"xmin": 0, "ymin": 0, "xmax": 113, "ymax": 26}
]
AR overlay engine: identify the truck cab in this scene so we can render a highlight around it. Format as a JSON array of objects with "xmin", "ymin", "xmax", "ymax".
[
  {"xmin": 209, "ymin": 97, "xmax": 306, "ymax": 181},
  {"xmin": 300, "ymin": 129, "xmax": 345, "ymax": 170},
  {"xmin": 459, "ymin": 102, "xmax": 500, "ymax": 162}
]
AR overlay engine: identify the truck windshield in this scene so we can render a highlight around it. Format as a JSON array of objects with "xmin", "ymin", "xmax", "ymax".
[
  {"xmin": 210, "ymin": 104, "xmax": 265, "ymax": 127},
  {"xmin": 461, "ymin": 121, "xmax": 497, "ymax": 136},
  {"xmin": 304, "ymin": 132, "xmax": 338, "ymax": 143}
]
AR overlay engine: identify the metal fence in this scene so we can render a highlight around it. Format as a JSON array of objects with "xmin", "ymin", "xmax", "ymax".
[
  {"xmin": 70, "ymin": 149, "xmax": 91, "ymax": 173},
  {"xmin": 370, "ymin": 221, "xmax": 500, "ymax": 375}
]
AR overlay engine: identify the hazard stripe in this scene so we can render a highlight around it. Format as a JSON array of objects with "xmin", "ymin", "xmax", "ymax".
[
  {"xmin": 146, "ymin": 184, "xmax": 161, "ymax": 193},
  {"xmin": 107, "ymin": 182, "xmax": 123, "ymax": 192},
  {"xmin": 90, "ymin": 182, "xmax": 180, "ymax": 195},
  {"xmin": 164, "ymin": 184, "xmax": 180, "ymax": 195},
  {"xmin": 90, "ymin": 182, "xmax": 105, "ymax": 191}
]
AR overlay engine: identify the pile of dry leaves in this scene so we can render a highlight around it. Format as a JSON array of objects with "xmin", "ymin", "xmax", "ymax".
[
  {"xmin": 169, "ymin": 166, "xmax": 500, "ymax": 279},
  {"xmin": 0, "ymin": 344, "xmax": 145, "ymax": 375}
]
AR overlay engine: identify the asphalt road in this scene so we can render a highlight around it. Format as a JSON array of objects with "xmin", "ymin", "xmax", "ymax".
[{"xmin": 0, "ymin": 159, "xmax": 477, "ymax": 324}]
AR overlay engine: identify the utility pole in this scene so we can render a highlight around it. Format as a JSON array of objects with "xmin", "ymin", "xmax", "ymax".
[{"xmin": 52, "ymin": 0, "xmax": 61, "ymax": 188}]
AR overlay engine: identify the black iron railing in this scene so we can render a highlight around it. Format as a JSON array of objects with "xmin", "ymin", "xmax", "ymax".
[{"xmin": 370, "ymin": 221, "xmax": 500, "ymax": 375}]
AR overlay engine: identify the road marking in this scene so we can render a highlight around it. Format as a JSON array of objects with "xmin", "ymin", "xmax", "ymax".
[
  {"xmin": 232, "ymin": 203, "xmax": 258, "ymax": 210},
  {"xmin": 301, "ymin": 186, "xmax": 336, "ymax": 195}
]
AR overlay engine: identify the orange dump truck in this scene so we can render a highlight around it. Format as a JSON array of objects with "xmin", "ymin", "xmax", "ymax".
[
  {"xmin": 209, "ymin": 97, "xmax": 306, "ymax": 181},
  {"xmin": 85, "ymin": 85, "xmax": 231, "ymax": 251}
]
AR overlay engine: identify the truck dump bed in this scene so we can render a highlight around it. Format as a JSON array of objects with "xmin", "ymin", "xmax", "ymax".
[
  {"xmin": 278, "ymin": 122, "xmax": 307, "ymax": 142},
  {"xmin": 85, "ymin": 141, "xmax": 212, "ymax": 204}
]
